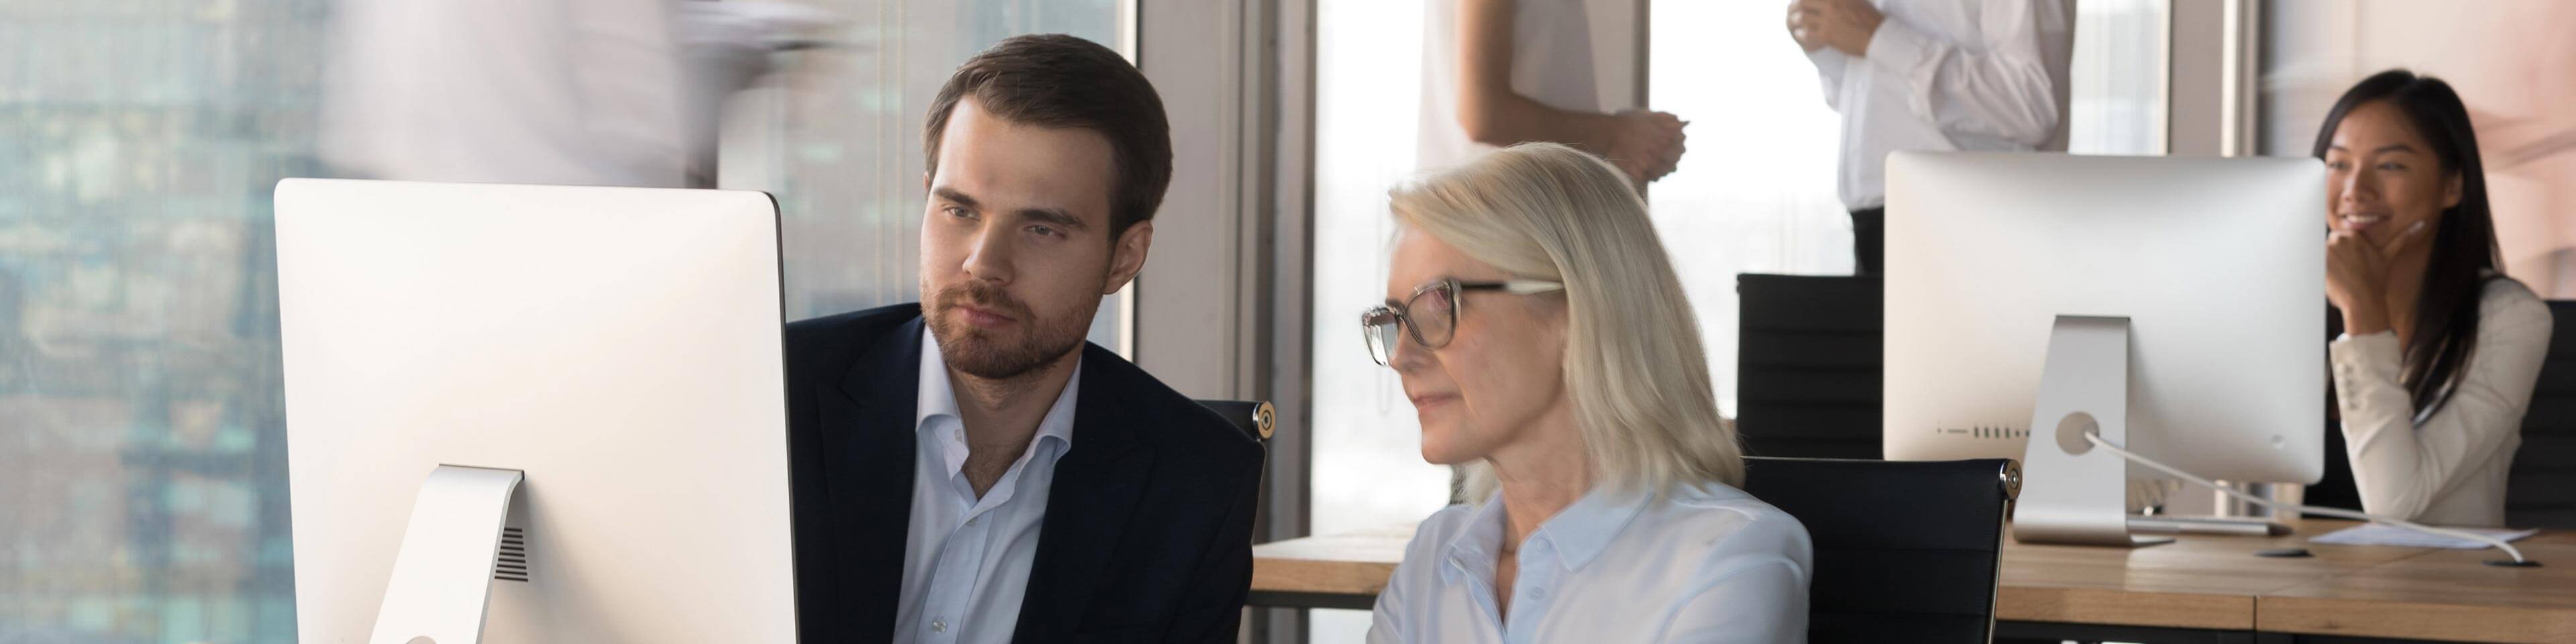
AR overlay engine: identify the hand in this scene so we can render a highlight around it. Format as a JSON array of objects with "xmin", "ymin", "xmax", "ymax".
[
  {"xmin": 1603, "ymin": 109, "xmax": 1686, "ymax": 184},
  {"xmin": 1786, "ymin": 1, "xmax": 1826, "ymax": 53},
  {"xmin": 2325, "ymin": 221, "xmax": 2429, "ymax": 335},
  {"xmin": 1794, "ymin": 0, "xmax": 1884, "ymax": 57}
]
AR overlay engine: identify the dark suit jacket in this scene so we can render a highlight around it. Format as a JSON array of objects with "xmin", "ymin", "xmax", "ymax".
[{"xmin": 783, "ymin": 303, "xmax": 1265, "ymax": 643}]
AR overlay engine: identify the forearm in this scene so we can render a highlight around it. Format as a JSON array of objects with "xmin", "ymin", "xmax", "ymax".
[
  {"xmin": 1456, "ymin": 91, "xmax": 1620, "ymax": 152},
  {"xmin": 2332, "ymin": 316, "xmax": 2542, "ymax": 521},
  {"xmin": 2333, "ymin": 332, "xmax": 2440, "ymax": 519}
]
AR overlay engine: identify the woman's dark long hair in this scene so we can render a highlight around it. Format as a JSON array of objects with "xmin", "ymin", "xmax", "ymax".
[{"xmin": 2312, "ymin": 70, "xmax": 2506, "ymax": 419}]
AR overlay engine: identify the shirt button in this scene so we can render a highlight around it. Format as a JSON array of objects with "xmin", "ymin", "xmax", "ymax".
[
  {"xmin": 965, "ymin": 517, "xmax": 981, "ymax": 527},
  {"xmin": 931, "ymin": 619, "xmax": 947, "ymax": 633}
]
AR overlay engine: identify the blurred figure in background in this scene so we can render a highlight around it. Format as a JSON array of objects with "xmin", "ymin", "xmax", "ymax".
[
  {"xmin": 321, "ymin": 0, "xmax": 829, "ymax": 188},
  {"xmin": 1423, "ymin": 0, "xmax": 1688, "ymax": 186},
  {"xmin": 1788, "ymin": 0, "xmax": 2072, "ymax": 274}
]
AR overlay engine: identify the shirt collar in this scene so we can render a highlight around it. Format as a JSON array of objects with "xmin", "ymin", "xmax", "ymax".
[
  {"xmin": 915, "ymin": 327, "xmax": 1080, "ymax": 451},
  {"xmin": 1439, "ymin": 485, "xmax": 1650, "ymax": 583}
]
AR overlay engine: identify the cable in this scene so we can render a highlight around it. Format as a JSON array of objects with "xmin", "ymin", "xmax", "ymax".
[{"xmin": 2081, "ymin": 432, "xmax": 2532, "ymax": 565}]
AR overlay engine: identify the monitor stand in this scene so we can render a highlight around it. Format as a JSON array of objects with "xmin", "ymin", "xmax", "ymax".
[
  {"xmin": 2013, "ymin": 315, "xmax": 2173, "ymax": 547},
  {"xmin": 369, "ymin": 465, "xmax": 525, "ymax": 644}
]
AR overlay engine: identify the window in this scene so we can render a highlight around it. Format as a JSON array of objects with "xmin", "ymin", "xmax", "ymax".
[
  {"xmin": 1303, "ymin": 3, "xmax": 2169, "ymax": 641},
  {"xmin": 0, "ymin": 2, "xmax": 1127, "ymax": 641}
]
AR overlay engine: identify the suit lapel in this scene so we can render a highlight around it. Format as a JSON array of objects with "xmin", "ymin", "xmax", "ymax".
[
  {"xmin": 1013, "ymin": 345, "xmax": 1153, "ymax": 641},
  {"xmin": 818, "ymin": 317, "xmax": 926, "ymax": 640}
]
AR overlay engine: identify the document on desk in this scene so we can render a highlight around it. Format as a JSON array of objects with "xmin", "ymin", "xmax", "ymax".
[{"xmin": 2310, "ymin": 523, "xmax": 2538, "ymax": 549}]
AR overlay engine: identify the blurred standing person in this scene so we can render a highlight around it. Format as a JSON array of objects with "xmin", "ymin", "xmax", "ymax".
[
  {"xmin": 1423, "ymin": 0, "xmax": 1688, "ymax": 186},
  {"xmin": 1789, "ymin": 0, "xmax": 2073, "ymax": 274},
  {"xmin": 321, "ymin": 0, "xmax": 827, "ymax": 188}
]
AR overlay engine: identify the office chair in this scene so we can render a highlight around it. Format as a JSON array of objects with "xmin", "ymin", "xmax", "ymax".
[
  {"xmin": 1195, "ymin": 399, "xmax": 1276, "ymax": 446},
  {"xmin": 2506, "ymin": 301, "xmax": 2576, "ymax": 528},
  {"xmin": 1741, "ymin": 456, "xmax": 2018, "ymax": 644},
  {"xmin": 1736, "ymin": 274, "xmax": 1884, "ymax": 459}
]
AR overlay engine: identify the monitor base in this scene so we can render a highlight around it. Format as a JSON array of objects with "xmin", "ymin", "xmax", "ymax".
[
  {"xmin": 2012, "ymin": 316, "xmax": 2166, "ymax": 547},
  {"xmin": 369, "ymin": 465, "xmax": 523, "ymax": 644}
]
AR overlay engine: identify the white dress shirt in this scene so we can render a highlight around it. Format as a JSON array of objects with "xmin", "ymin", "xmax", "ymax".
[
  {"xmin": 321, "ymin": 0, "xmax": 690, "ymax": 188},
  {"xmin": 2333, "ymin": 278, "xmax": 2553, "ymax": 527},
  {"xmin": 1367, "ymin": 482, "xmax": 1813, "ymax": 644},
  {"xmin": 894, "ymin": 329, "xmax": 1081, "ymax": 643},
  {"xmin": 1804, "ymin": 0, "xmax": 2072, "ymax": 209}
]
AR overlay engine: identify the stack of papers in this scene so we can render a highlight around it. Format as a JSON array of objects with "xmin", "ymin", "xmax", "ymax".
[{"xmin": 2310, "ymin": 523, "xmax": 2538, "ymax": 549}]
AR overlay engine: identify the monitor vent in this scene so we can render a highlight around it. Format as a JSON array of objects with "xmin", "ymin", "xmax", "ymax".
[{"xmin": 494, "ymin": 527, "xmax": 529, "ymax": 582}]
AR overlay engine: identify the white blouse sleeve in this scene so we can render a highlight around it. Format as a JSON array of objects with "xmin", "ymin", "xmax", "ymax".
[
  {"xmin": 2331, "ymin": 284, "xmax": 2554, "ymax": 522},
  {"xmin": 1806, "ymin": 47, "xmax": 1850, "ymax": 112},
  {"xmin": 1654, "ymin": 559, "xmax": 1811, "ymax": 643}
]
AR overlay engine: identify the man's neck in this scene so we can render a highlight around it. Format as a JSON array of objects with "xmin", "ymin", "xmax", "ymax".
[{"xmin": 949, "ymin": 348, "xmax": 1082, "ymax": 456}]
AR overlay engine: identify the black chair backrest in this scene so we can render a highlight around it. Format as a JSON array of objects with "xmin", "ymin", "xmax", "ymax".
[
  {"xmin": 1741, "ymin": 456, "xmax": 2017, "ymax": 644},
  {"xmin": 1195, "ymin": 399, "xmax": 1275, "ymax": 446},
  {"xmin": 1737, "ymin": 274, "xmax": 1884, "ymax": 459},
  {"xmin": 2508, "ymin": 301, "xmax": 2576, "ymax": 528}
]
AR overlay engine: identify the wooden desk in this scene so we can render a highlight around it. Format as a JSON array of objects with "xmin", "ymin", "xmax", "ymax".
[
  {"xmin": 1994, "ymin": 519, "xmax": 2423, "ymax": 631},
  {"xmin": 2259, "ymin": 531, "xmax": 2576, "ymax": 643},
  {"xmin": 1250, "ymin": 519, "xmax": 2576, "ymax": 642}
]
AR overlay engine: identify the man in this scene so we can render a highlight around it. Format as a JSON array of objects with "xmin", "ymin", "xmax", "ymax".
[
  {"xmin": 1788, "ymin": 0, "xmax": 2073, "ymax": 274},
  {"xmin": 784, "ymin": 34, "xmax": 1265, "ymax": 643}
]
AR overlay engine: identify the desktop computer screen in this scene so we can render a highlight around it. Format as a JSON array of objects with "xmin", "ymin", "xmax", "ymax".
[
  {"xmin": 275, "ymin": 179, "xmax": 797, "ymax": 642},
  {"xmin": 1882, "ymin": 152, "xmax": 2326, "ymax": 543}
]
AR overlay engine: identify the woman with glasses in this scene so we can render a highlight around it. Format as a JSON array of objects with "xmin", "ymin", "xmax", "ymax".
[{"xmin": 1361, "ymin": 142, "xmax": 1811, "ymax": 643}]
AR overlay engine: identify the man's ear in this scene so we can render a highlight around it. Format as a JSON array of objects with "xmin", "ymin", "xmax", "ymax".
[
  {"xmin": 922, "ymin": 171, "xmax": 932, "ymax": 193},
  {"xmin": 1104, "ymin": 221, "xmax": 1153, "ymax": 295}
]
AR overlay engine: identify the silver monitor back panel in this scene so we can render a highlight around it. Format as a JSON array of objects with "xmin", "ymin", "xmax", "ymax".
[
  {"xmin": 277, "ymin": 178, "xmax": 795, "ymax": 642},
  {"xmin": 1883, "ymin": 152, "xmax": 2326, "ymax": 484}
]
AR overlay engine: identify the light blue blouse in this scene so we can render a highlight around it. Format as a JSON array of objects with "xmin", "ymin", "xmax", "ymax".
[{"xmin": 1366, "ymin": 482, "xmax": 1813, "ymax": 643}]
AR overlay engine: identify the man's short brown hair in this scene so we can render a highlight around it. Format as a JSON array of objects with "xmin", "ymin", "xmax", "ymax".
[{"xmin": 924, "ymin": 34, "xmax": 1173, "ymax": 238}]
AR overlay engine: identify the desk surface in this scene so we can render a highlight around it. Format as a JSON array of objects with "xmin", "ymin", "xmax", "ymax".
[{"xmin": 1251, "ymin": 519, "xmax": 2576, "ymax": 643}]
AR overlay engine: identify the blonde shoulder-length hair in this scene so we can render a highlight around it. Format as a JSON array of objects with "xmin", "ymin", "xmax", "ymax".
[{"xmin": 1391, "ymin": 142, "xmax": 1744, "ymax": 501}]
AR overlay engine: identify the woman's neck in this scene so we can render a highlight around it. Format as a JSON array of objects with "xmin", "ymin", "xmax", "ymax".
[{"xmin": 1487, "ymin": 400, "xmax": 1591, "ymax": 552}]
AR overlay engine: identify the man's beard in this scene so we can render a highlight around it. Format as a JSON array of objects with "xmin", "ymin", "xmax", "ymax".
[{"xmin": 923, "ymin": 278, "xmax": 1098, "ymax": 380}]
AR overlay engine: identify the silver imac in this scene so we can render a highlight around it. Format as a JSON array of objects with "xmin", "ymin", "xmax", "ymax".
[
  {"xmin": 276, "ymin": 179, "xmax": 795, "ymax": 643},
  {"xmin": 1882, "ymin": 152, "xmax": 2326, "ymax": 546}
]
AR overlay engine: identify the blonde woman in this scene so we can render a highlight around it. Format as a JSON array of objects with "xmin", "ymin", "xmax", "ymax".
[{"xmin": 1362, "ymin": 142, "xmax": 1813, "ymax": 643}]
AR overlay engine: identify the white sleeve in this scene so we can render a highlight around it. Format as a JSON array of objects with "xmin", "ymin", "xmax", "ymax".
[
  {"xmin": 1366, "ymin": 522, "xmax": 1438, "ymax": 644},
  {"xmin": 1807, "ymin": 46, "xmax": 1850, "ymax": 111},
  {"xmin": 1364, "ymin": 569, "xmax": 1407, "ymax": 644},
  {"xmin": 1862, "ymin": 0, "xmax": 2061, "ymax": 146},
  {"xmin": 2332, "ymin": 290, "xmax": 2554, "ymax": 521},
  {"xmin": 1654, "ymin": 559, "xmax": 1811, "ymax": 643}
]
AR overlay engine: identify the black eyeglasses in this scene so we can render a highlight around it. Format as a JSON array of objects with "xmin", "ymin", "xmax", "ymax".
[{"xmin": 1360, "ymin": 277, "xmax": 1565, "ymax": 366}]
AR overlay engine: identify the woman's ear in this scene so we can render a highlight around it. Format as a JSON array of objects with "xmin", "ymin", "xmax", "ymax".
[{"xmin": 2442, "ymin": 171, "xmax": 2463, "ymax": 209}]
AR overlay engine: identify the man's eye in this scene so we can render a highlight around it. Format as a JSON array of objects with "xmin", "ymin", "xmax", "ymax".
[
  {"xmin": 1028, "ymin": 225, "xmax": 1061, "ymax": 238},
  {"xmin": 945, "ymin": 207, "xmax": 975, "ymax": 219}
]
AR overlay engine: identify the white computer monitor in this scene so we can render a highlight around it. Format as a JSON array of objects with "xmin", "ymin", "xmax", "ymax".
[
  {"xmin": 1882, "ymin": 152, "xmax": 2326, "ymax": 545},
  {"xmin": 276, "ymin": 179, "xmax": 796, "ymax": 643}
]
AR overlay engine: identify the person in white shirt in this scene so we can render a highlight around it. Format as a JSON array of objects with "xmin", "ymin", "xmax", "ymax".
[
  {"xmin": 1787, "ymin": 0, "xmax": 2071, "ymax": 274},
  {"xmin": 1360, "ymin": 143, "xmax": 1813, "ymax": 643},
  {"xmin": 1423, "ymin": 0, "xmax": 1688, "ymax": 184},
  {"xmin": 2314, "ymin": 70, "xmax": 2553, "ymax": 528}
]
